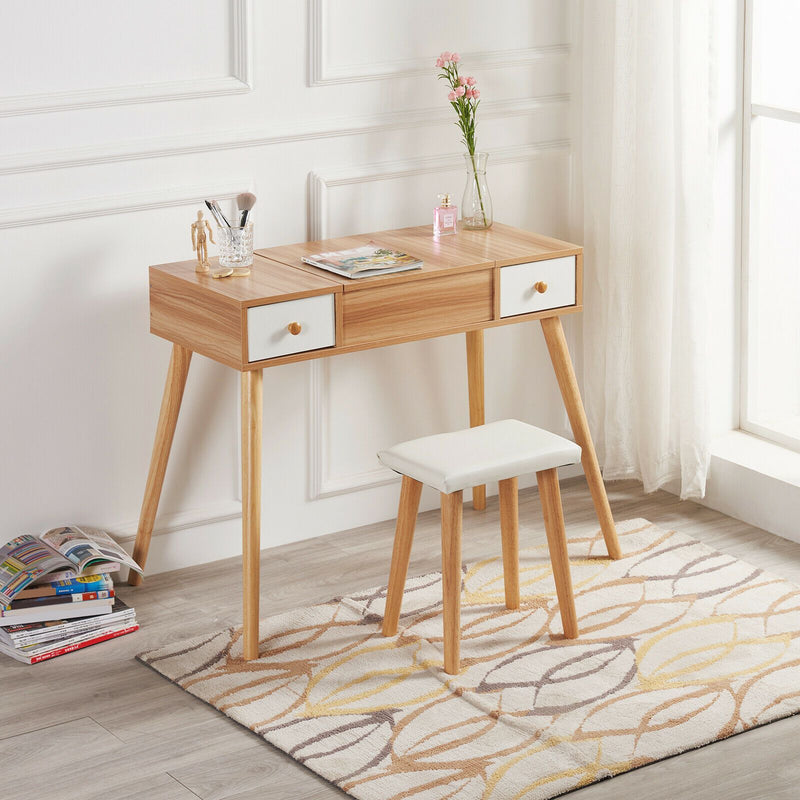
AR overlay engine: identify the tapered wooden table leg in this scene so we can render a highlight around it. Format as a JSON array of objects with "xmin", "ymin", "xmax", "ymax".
[
  {"xmin": 465, "ymin": 329, "xmax": 486, "ymax": 510},
  {"xmin": 382, "ymin": 476, "xmax": 423, "ymax": 637},
  {"xmin": 129, "ymin": 344, "xmax": 192, "ymax": 586},
  {"xmin": 540, "ymin": 316, "xmax": 622, "ymax": 559},
  {"xmin": 241, "ymin": 368, "xmax": 263, "ymax": 661}
]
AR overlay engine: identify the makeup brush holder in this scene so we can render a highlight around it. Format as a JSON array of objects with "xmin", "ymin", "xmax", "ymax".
[{"xmin": 217, "ymin": 222, "xmax": 254, "ymax": 268}]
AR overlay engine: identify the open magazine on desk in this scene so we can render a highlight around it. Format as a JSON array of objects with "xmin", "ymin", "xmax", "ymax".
[{"xmin": 301, "ymin": 242, "xmax": 423, "ymax": 279}]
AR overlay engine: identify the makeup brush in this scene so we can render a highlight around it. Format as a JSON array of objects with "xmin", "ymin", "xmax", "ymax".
[
  {"xmin": 204, "ymin": 199, "xmax": 230, "ymax": 228},
  {"xmin": 211, "ymin": 199, "xmax": 231, "ymax": 227},
  {"xmin": 237, "ymin": 192, "xmax": 256, "ymax": 227}
]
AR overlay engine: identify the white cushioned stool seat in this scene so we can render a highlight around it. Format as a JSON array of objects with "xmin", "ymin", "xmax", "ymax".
[{"xmin": 377, "ymin": 419, "xmax": 581, "ymax": 494}]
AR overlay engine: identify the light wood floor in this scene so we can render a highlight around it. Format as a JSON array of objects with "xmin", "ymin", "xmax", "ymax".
[{"xmin": 3, "ymin": 479, "xmax": 800, "ymax": 800}]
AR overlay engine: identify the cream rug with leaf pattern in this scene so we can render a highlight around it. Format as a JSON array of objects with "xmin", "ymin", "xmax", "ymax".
[{"xmin": 138, "ymin": 519, "xmax": 800, "ymax": 799}]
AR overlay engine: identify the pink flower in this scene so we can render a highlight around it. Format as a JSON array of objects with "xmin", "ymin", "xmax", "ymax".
[
  {"xmin": 451, "ymin": 53, "xmax": 461, "ymax": 62},
  {"xmin": 472, "ymin": 89, "xmax": 480, "ymax": 98},
  {"xmin": 465, "ymin": 88, "xmax": 473, "ymax": 99},
  {"xmin": 447, "ymin": 90, "xmax": 456, "ymax": 101},
  {"xmin": 458, "ymin": 76, "xmax": 467, "ymax": 86},
  {"xmin": 466, "ymin": 76, "xmax": 476, "ymax": 86},
  {"xmin": 436, "ymin": 57, "xmax": 444, "ymax": 68},
  {"xmin": 442, "ymin": 51, "xmax": 452, "ymax": 62},
  {"xmin": 455, "ymin": 86, "xmax": 466, "ymax": 97}
]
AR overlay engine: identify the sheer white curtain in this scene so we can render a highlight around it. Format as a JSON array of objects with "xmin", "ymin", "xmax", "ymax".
[{"xmin": 571, "ymin": 0, "xmax": 717, "ymax": 498}]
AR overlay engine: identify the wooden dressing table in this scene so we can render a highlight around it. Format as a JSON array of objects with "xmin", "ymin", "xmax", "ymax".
[{"xmin": 129, "ymin": 222, "xmax": 621, "ymax": 660}]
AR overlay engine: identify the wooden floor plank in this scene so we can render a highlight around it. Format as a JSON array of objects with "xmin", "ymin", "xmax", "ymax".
[
  {"xmin": 111, "ymin": 772, "xmax": 201, "ymax": 800},
  {"xmin": 169, "ymin": 743, "xmax": 337, "ymax": 800},
  {"xmin": 568, "ymin": 714, "xmax": 800, "ymax": 800},
  {"xmin": 1, "ymin": 479, "xmax": 798, "ymax": 800},
  {"xmin": 0, "ymin": 717, "xmax": 122, "ymax": 781}
]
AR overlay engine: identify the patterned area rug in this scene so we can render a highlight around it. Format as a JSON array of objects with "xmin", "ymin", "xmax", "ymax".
[{"xmin": 138, "ymin": 519, "xmax": 800, "ymax": 799}]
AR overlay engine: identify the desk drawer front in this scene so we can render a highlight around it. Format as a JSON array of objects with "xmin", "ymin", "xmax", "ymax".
[
  {"xmin": 499, "ymin": 256, "xmax": 576, "ymax": 318},
  {"xmin": 342, "ymin": 270, "xmax": 493, "ymax": 346},
  {"xmin": 247, "ymin": 294, "xmax": 335, "ymax": 362}
]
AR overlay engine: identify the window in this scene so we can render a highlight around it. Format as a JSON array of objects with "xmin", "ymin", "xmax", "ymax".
[{"xmin": 741, "ymin": 0, "xmax": 800, "ymax": 451}]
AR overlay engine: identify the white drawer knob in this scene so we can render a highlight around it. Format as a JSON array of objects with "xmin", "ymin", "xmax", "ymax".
[
  {"xmin": 533, "ymin": 281, "xmax": 548, "ymax": 294},
  {"xmin": 287, "ymin": 321, "xmax": 302, "ymax": 335}
]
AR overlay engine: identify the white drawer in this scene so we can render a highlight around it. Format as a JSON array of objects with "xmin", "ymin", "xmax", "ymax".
[
  {"xmin": 247, "ymin": 294, "xmax": 335, "ymax": 362},
  {"xmin": 499, "ymin": 255, "xmax": 576, "ymax": 318}
]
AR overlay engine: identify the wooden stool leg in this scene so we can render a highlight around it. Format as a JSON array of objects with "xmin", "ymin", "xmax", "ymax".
[
  {"xmin": 540, "ymin": 316, "xmax": 622, "ymax": 560},
  {"xmin": 498, "ymin": 477, "xmax": 520, "ymax": 610},
  {"xmin": 241, "ymin": 368, "xmax": 263, "ymax": 661},
  {"xmin": 440, "ymin": 490, "xmax": 463, "ymax": 674},
  {"xmin": 382, "ymin": 476, "xmax": 423, "ymax": 637},
  {"xmin": 129, "ymin": 344, "xmax": 192, "ymax": 586},
  {"xmin": 465, "ymin": 330, "xmax": 486, "ymax": 511},
  {"xmin": 536, "ymin": 468, "xmax": 578, "ymax": 639}
]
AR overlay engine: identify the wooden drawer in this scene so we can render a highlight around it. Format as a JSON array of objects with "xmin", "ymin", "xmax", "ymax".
[
  {"xmin": 342, "ymin": 270, "xmax": 493, "ymax": 346},
  {"xmin": 247, "ymin": 294, "xmax": 335, "ymax": 362},
  {"xmin": 499, "ymin": 255, "xmax": 576, "ymax": 318}
]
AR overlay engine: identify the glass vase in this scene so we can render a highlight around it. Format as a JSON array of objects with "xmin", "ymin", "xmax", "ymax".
[{"xmin": 461, "ymin": 151, "xmax": 493, "ymax": 230}]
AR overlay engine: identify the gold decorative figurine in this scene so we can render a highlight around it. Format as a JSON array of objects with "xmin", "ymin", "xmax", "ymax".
[{"xmin": 191, "ymin": 210, "xmax": 215, "ymax": 273}]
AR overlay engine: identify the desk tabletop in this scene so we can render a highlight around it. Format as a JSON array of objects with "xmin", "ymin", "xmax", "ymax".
[
  {"xmin": 257, "ymin": 222, "xmax": 581, "ymax": 293},
  {"xmin": 151, "ymin": 222, "xmax": 580, "ymax": 308}
]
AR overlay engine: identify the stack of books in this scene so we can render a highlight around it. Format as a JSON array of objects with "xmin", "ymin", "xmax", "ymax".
[{"xmin": 0, "ymin": 525, "xmax": 143, "ymax": 664}]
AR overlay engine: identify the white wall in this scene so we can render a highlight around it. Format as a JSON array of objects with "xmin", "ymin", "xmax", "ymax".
[{"xmin": 0, "ymin": 0, "xmax": 576, "ymax": 574}]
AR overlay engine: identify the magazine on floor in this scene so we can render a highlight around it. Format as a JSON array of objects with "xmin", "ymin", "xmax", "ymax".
[
  {"xmin": 0, "ymin": 598, "xmax": 135, "ymax": 648},
  {"xmin": 0, "ymin": 526, "xmax": 142, "ymax": 607},
  {"xmin": 0, "ymin": 597, "xmax": 114, "ymax": 626},
  {"xmin": 0, "ymin": 598, "xmax": 137, "ymax": 664},
  {"xmin": 0, "ymin": 623, "xmax": 139, "ymax": 664}
]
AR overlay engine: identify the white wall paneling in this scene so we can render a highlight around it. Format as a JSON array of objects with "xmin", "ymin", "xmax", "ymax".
[
  {"xmin": 0, "ymin": 181, "xmax": 252, "ymax": 230},
  {"xmin": 0, "ymin": 0, "xmax": 253, "ymax": 116},
  {"xmin": 0, "ymin": 95, "xmax": 568, "ymax": 177},
  {"xmin": 1, "ymin": 0, "xmax": 576, "ymax": 574},
  {"xmin": 308, "ymin": 0, "xmax": 569, "ymax": 85},
  {"xmin": 307, "ymin": 142, "xmax": 570, "ymax": 239}
]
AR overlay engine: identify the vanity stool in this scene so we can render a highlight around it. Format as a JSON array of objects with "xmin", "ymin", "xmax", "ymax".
[{"xmin": 378, "ymin": 419, "xmax": 582, "ymax": 674}]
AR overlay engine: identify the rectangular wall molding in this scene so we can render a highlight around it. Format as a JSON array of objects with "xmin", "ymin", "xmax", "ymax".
[
  {"xmin": 306, "ymin": 139, "xmax": 571, "ymax": 499},
  {"xmin": 0, "ymin": 95, "xmax": 568, "ymax": 176},
  {"xmin": 112, "ymin": 500, "xmax": 244, "ymax": 544},
  {"xmin": 307, "ymin": 140, "xmax": 570, "ymax": 239},
  {"xmin": 308, "ymin": 0, "xmax": 569, "ymax": 86},
  {"xmin": 0, "ymin": 0, "xmax": 253, "ymax": 117},
  {"xmin": 0, "ymin": 180, "xmax": 252, "ymax": 229},
  {"xmin": 307, "ymin": 358, "xmax": 400, "ymax": 500}
]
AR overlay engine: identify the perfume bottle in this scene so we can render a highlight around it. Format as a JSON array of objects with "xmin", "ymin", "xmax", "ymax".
[{"xmin": 433, "ymin": 193, "xmax": 458, "ymax": 236}]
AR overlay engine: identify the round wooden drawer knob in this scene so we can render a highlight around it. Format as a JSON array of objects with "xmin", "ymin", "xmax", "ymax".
[
  {"xmin": 287, "ymin": 321, "xmax": 302, "ymax": 335},
  {"xmin": 533, "ymin": 281, "xmax": 548, "ymax": 294}
]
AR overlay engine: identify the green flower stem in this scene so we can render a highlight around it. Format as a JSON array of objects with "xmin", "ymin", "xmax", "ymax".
[{"xmin": 438, "ymin": 60, "xmax": 488, "ymax": 227}]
